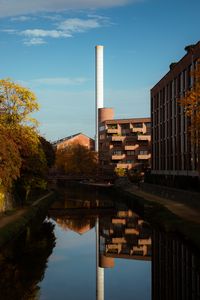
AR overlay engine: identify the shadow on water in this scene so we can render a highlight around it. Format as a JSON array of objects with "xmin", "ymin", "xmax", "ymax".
[{"xmin": 0, "ymin": 219, "xmax": 56, "ymax": 300}]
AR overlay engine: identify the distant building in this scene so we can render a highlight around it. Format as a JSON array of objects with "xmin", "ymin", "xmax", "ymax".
[
  {"xmin": 53, "ymin": 132, "xmax": 95, "ymax": 151},
  {"xmin": 151, "ymin": 41, "xmax": 200, "ymax": 185},
  {"xmin": 98, "ymin": 108, "xmax": 151, "ymax": 173}
]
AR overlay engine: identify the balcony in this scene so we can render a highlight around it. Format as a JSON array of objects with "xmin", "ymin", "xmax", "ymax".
[
  {"xmin": 137, "ymin": 135, "xmax": 151, "ymax": 142},
  {"xmin": 124, "ymin": 144, "xmax": 139, "ymax": 151},
  {"xmin": 132, "ymin": 123, "xmax": 147, "ymax": 134},
  {"xmin": 107, "ymin": 128, "xmax": 119, "ymax": 134},
  {"xmin": 116, "ymin": 163, "xmax": 133, "ymax": 169},
  {"xmin": 111, "ymin": 135, "xmax": 125, "ymax": 142},
  {"xmin": 112, "ymin": 154, "xmax": 125, "ymax": 160},
  {"xmin": 138, "ymin": 153, "xmax": 151, "ymax": 160}
]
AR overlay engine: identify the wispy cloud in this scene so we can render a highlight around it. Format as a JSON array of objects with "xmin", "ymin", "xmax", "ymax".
[
  {"xmin": 32, "ymin": 77, "xmax": 89, "ymax": 85},
  {"xmin": 24, "ymin": 37, "xmax": 46, "ymax": 46},
  {"xmin": 0, "ymin": 0, "xmax": 135, "ymax": 18},
  {"xmin": 19, "ymin": 77, "xmax": 89, "ymax": 86},
  {"xmin": 2, "ymin": 29, "xmax": 17, "ymax": 34},
  {"xmin": 21, "ymin": 29, "xmax": 71, "ymax": 38},
  {"xmin": 2, "ymin": 16, "xmax": 110, "ymax": 45},
  {"xmin": 58, "ymin": 18, "xmax": 102, "ymax": 33},
  {"xmin": 11, "ymin": 15, "xmax": 34, "ymax": 22}
]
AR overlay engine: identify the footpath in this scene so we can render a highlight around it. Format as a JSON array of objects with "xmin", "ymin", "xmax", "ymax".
[
  {"xmin": 114, "ymin": 179, "xmax": 200, "ymax": 224},
  {"xmin": 125, "ymin": 184, "xmax": 200, "ymax": 224}
]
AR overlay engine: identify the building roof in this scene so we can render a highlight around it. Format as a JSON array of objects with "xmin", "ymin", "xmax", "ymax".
[
  {"xmin": 100, "ymin": 117, "xmax": 151, "ymax": 125},
  {"xmin": 52, "ymin": 132, "xmax": 94, "ymax": 145},
  {"xmin": 151, "ymin": 41, "xmax": 200, "ymax": 92}
]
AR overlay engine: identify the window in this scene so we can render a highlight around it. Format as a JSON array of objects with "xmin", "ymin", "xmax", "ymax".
[
  {"xmin": 99, "ymin": 125, "xmax": 105, "ymax": 131},
  {"xmin": 107, "ymin": 124, "xmax": 117, "ymax": 129},
  {"xmin": 113, "ymin": 150, "xmax": 123, "ymax": 155},
  {"xmin": 121, "ymin": 123, "xmax": 130, "ymax": 129},
  {"xmin": 134, "ymin": 123, "xmax": 142, "ymax": 128},
  {"xmin": 127, "ymin": 150, "xmax": 135, "ymax": 155},
  {"xmin": 139, "ymin": 150, "xmax": 148, "ymax": 155}
]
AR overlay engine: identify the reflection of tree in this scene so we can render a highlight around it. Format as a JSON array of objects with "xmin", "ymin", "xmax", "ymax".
[
  {"xmin": 54, "ymin": 216, "xmax": 96, "ymax": 235},
  {"xmin": 0, "ymin": 220, "xmax": 56, "ymax": 300}
]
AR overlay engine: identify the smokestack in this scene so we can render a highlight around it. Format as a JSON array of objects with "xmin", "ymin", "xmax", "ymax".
[{"xmin": 95, "ymin": 45, "xmax": 104, "ymax": 152}]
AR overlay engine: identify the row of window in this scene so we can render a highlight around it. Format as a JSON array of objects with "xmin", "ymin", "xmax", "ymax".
[{"xmin": 112, "ymin": 150, "xmax": 148, "ymax": 155}]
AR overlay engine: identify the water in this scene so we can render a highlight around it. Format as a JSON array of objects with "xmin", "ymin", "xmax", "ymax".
[{"xmin": 0, "ymin": 186, "xmax": 200, "ymax": 300}]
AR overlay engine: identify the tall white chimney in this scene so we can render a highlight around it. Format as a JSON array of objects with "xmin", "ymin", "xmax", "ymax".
[{"xmin": 95, "ymin": 45, "xmax": 104, "ymax": 152}]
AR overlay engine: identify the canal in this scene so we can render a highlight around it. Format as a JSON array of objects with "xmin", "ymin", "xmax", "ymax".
[{"xmin": 0, "ymin": 185, "xmax": 200, "ymax": 300}]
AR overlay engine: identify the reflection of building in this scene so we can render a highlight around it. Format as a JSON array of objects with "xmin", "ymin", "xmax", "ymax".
[
  {"xmin": 52, "ymin": 132, "xmax": 95, "ymax": 151},
  {"xmin": 98, "ymin": 108, "xmax": 151, "ymax": 173},
  {"xmin": 55, "ymin": 218, "xmax": 94, "ymax": 234},
  {"xmin": 152, "ymin": 230, "xmax": 200, "ymax": 300},
  {"xmin": 100, "ymin": 209, "xmax": 152, "ymax": 261},
  {"xmin": 151, "ymin": 42, "xmax": 200, "ymax": 183}
]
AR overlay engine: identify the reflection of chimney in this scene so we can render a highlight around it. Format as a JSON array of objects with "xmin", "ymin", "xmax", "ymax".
[
  {"xmin": 95, "ymin": 45, "xmax": 104, "ymax": 152},
  {"xmin": 96, "ymin": 217, "xmax": 104, "ymax": 300},
  {"xmin": 100, "ymin": 254, "xmax": 114, "ymax": 268}
]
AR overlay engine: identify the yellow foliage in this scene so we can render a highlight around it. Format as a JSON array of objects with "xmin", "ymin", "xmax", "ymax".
[
  {"xmin": 0, "ymin": 187, "xmax": 5, "ymax": 212},
  {"xmin": 0, "ymin": 78, "xmax": 39, "ymax": 127},
  {"xmin": 56, "ymin": 143, "xmax": 97, "ymax": 175},
  {"xmin": 179, "ymin": 58, "xmax": 200, "ymax": 172}
]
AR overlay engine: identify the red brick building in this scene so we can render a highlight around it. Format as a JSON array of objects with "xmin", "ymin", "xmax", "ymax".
[
  {"xmin": 151, "ymin": 41, "xmax": 200, "ymax": 186},
  {"xmin": 98, "ymin": 108, "xmax": 151, "ymax": 173},
  {"xmin": 53, "ymin": 132, "xmax": 95, "ymax": 151}
]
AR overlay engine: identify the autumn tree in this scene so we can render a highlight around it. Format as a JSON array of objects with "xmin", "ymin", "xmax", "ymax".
[
  {"xmin": 0, "ymin": 79, "xmax": 50, "ymax": 203},
  {"xmin": 179, "ymin": 59, "xmax": 200, "ymax": 173},
  {"xmin": 55, "ymin": 143, "xmax": 97, "ymax": 176},
  {"xmin": 0, "ymin": 78, "xmax": 39, "ymax": 127},
  {"xmin": 39, "ymin": 136, "xmax": 55, "ymax": 168},
  {"xmin": 14, "ymin": 128, "xmax": 48, "ymax": 201},
  {"xmin": 0, "ymin": 125, "xmax": 21, "ymax": 189}
]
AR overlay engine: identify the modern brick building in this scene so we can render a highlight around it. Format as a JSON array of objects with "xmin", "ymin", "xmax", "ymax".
[
  {"xmin": 53, "ymin": 132, "xmax": 95, "ymax": 151},
  {"xmin": 151, "ymin": 41, "xmax": 200, "ymax": 186},
  {"xmin": 98, "ymin": 108, "xmax": 151, "ymax": 173}
]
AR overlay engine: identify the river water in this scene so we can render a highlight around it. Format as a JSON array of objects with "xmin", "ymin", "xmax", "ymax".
[{"xmin": 0, "ymin": 185, "xmax": 200, "ymax": 300}]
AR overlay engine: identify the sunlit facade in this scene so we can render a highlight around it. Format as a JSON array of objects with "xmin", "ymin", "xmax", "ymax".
[{"xmin": 98, "ymin": 108, "xmax": 151, "ymax": 173}]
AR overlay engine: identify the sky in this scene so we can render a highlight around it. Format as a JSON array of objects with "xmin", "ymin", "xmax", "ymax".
[{"xmin": 0, "ymin": 0, "xmax": 200, "ymax": 142}]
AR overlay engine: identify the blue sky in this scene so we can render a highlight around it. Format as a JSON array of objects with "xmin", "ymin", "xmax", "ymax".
[{"xmin": 0, "ymin": 0, "xmax": 200, "ymax": 141}]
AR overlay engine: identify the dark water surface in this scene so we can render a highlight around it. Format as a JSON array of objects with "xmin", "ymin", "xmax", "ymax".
[{"xmin": 0, "ymin": 186, "xmax": 200, "ymax": 300}]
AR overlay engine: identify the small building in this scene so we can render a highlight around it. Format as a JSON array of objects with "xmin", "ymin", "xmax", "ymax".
[
  {"xmin": 53, "ymin": 132, "xmax": 95, "ymax": 151},
  {"xmin": 151, "ymin": 41, "xmax": 200, "ymax": 187},
  {"xmin": 98, "ymin": 108, "xmax": 151, "ymax": 174}
]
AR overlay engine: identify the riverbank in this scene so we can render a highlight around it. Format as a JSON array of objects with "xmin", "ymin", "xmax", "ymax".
[
  {"xmin": 0, "ymin": 191, "xmax": 56, "ymax": 249},
  {"xmin": 113, "ymin": 178, "xmax": 200, "ymax": 250}
]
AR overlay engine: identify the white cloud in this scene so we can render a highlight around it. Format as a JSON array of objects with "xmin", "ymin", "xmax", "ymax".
[
  {"xmin": 23, "ymin": 37, "xmax": 46, "ymax": 46},
  {"xmin": 32, "ymin": 77, "xmax": 89, "ymax": 85},
  {"xmin": 1, "ymin": 29, "xmax": 17, "ymax": 33},
  {"xmin": 58, "ymin": 18, "xmax": 101, "ymax": 33},
  {"xmin": 21, "ymin": 29, "xmax": 71, "ymax": 38},
  {"xmin": 11, "ymin": 15, "xmax": 33, "ymax": 22},
  {"xmin": 2, "ymin": 16, "xmax": 110, "ymax": 45},
  {"xmin": 0, "ymin": 0, "xmax": 135, "ymax": 18}
]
